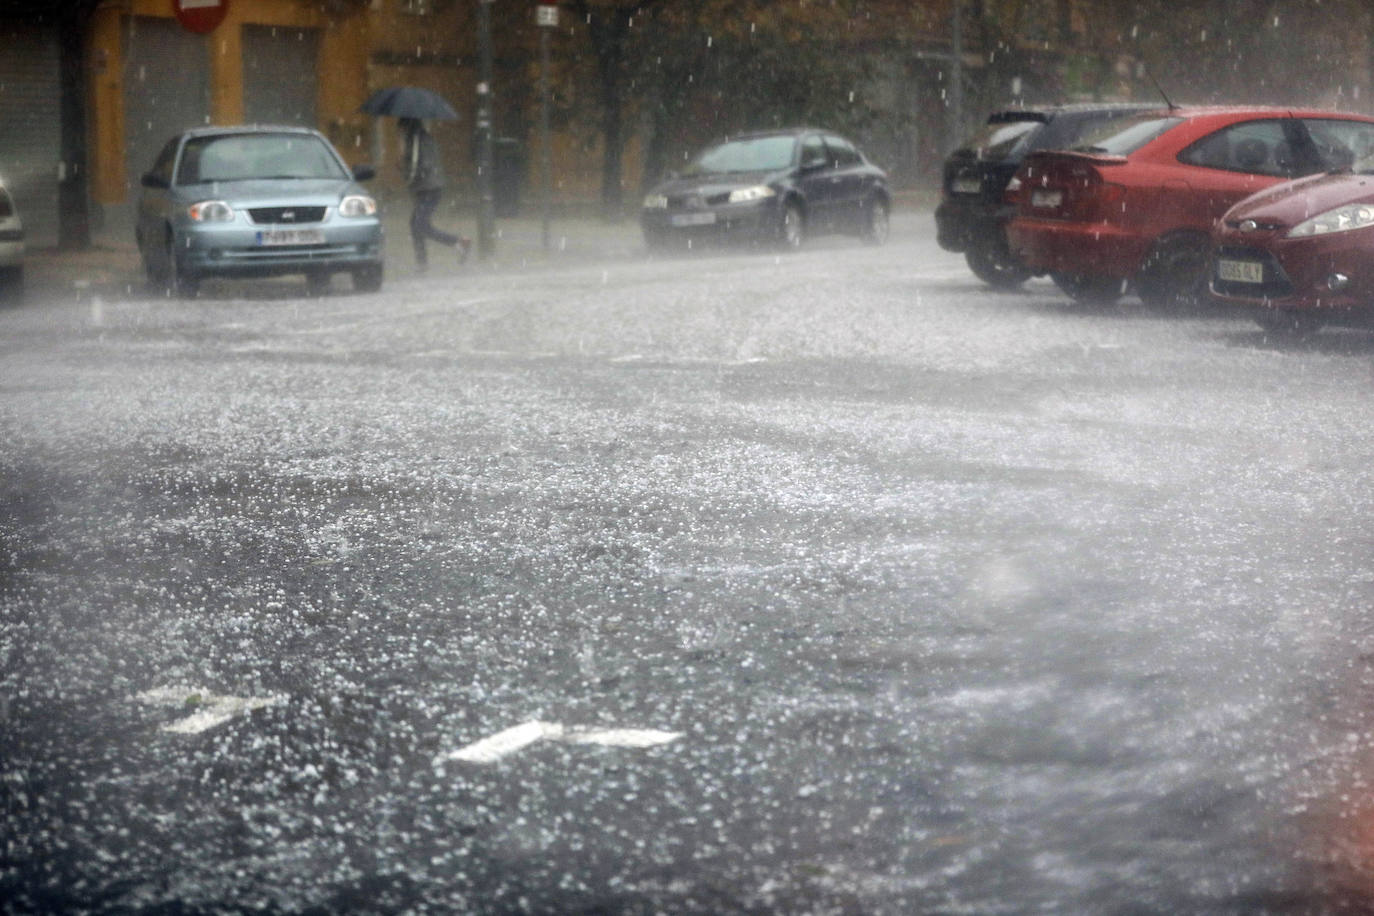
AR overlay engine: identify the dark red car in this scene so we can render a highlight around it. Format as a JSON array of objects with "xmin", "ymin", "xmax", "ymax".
[
  {"xmin": 1211, "ymin": 163, "xmax": 1374, "ymax": 335},
  {"xmin": 1005, "ymin": 107, "xmax": 1374, "ymax": 308}
]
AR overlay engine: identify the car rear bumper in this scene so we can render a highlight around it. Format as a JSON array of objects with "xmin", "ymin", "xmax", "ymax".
[
  {"xmin": 934, "ymin": 197, "xmax": 1004, "ymax": 252},
  {"xmin": 1006, "ymin": 217, "xmax": 1150, "ymax": 279}
]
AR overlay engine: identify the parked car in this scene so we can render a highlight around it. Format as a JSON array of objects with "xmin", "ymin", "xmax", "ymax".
[
  {"xmin": 0, "ymin": 180, "xmax": 23, "ymax": 298},
  {"xmin": 640, "ymin": 128, "xmax": 890, "ymax": 251},
  {"xmin": 136, "ymin": 125, "xmax": 383, "ymax": 297},
  {"xmin": 936, "ymin": 103, "xmax": 1158, "ymax": 288},
  {"xmin": 1004, "ymin": 106, "xmax": 1374, "ymax": 308},
  {"xmin": 1211, "ymin": 152, "xmax": 1374, "ymax": 335}
]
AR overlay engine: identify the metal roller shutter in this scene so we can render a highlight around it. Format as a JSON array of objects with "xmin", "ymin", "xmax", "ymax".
[{"xmin": 0, "ymin": 19, "xmax": 60, "ymax": 248}]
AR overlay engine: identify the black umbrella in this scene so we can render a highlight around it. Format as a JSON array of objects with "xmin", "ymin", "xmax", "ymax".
[{"xmin": 360, "ymin": 86, "xmax": 459, "ymax": 120}]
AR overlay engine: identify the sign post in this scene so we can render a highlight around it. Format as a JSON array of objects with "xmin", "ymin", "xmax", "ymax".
[
  {"xmin": 537, "ymin": 4, "xmax": 558, "ymax": 252},
  {"xmin": 172, "ymin": 0, "xmax": 228, "ymax": 34},
  {"xmin": 475, "ymin": 0, "xmax": 495, "ymax": 259}
]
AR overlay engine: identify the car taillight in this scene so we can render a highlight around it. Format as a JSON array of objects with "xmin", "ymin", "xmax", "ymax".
[{"xmin": 1003, "ymin": 175, "xmax": 1023, "ymax": 205}]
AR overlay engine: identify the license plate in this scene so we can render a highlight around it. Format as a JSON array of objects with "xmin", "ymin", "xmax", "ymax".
[
  {"xmin": 952, "ymin": 177, "xmax": 981, "ymax": 194},
  {"xmin": 1217, "ymin": 258, "xmax": 1264, "ymax": 283},
  {"xmin": 256, "ymin": 228, "xmax": 325, "ymax": 246},
  {"xmin": 1031, "ymin": 189, "xmax": 1063, "ymax": 208},
  {"xmin": 671, "ymin": 212, "xmax": 716, "ymax": 227}
]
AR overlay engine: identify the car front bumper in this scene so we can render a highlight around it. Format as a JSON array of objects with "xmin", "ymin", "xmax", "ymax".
[
  {"xmin": 175, "ymin": 220, "xmax": 383, "ymax": 277},
  {"xmin": 641, "ymin": 198, "xmax": 782, "ymax": 245},
  {"xmin": 1211, "ymin": 231, "xmax": 1374, "ymax": 312},
  {"xmin": 0, "ymin": 227, "xmax": 24, "ymax": 268}
]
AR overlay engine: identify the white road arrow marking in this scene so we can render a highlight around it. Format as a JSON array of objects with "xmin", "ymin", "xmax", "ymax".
[
  {"xmin": 443, "ymin": 720, "xmax": 681, "ymax": 764},
  {"xmin": 136, "ymin": 686, "xmax": 284, "ymax": 734}
]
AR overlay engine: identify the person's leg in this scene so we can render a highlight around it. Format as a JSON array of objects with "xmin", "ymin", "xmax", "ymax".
[
  {"xmin": 416, "ymin": 189, "xmax": 459, "ymax": 247},
  {"xmin": 410, "ymin": 191, "xmax": 434, "ymax": 267}
]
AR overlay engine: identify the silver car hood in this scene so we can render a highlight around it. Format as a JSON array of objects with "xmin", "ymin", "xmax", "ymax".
[{"xmin": 170, "ymin": 178, "xmax": 360, "ymax": 205}]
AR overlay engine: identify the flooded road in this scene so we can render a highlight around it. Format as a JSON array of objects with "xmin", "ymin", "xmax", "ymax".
[{"xmin": 5, "ymin": 212, "xmax": 1374, "ymax": 912}]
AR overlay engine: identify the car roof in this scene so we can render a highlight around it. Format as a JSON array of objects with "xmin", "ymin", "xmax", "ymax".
[
  {"xmin": 719, "ymin": 127, "xmax": 836, "ymax": 142},
  {"xmin": 174, "ymin": 124, "xmax": 326, "ymax": 141},
  {"xmin": 986, "ymin": 102, "xmax": 1161, "ymax": 124}
]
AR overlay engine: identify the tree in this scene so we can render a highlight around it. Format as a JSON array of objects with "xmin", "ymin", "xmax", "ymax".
[
  {"xmin": 563, "ymin": 0, "xmax": 671, "ymax": 218},
  {"xmin": 562, "ymin": 0, "xmax": 924, "ymax": 217}
]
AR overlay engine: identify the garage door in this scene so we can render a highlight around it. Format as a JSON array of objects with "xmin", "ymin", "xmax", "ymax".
[
  {"xmin": 0, "ymin": 20, "xmax": 60, "ymax": 248},
  {"xmin": 123, "ymin": 16, "xmax": 209, "ymax": 193},
  {"xmin": 243, "ymin": 25, "xmax": 319, "ymax": 127}
]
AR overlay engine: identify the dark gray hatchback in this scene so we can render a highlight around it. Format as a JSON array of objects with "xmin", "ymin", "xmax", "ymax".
[{"xmin": 936, "ymin": 104, "xmax": 1158, "ymax": 287}]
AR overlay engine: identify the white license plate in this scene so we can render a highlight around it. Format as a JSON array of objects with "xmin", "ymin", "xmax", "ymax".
[
  {"xmin": 952, "ymin": 177, "xmax": 981, "ymax": 194},
  {"xmin": 671, "ymin": 212, "xmax": 716, "ymax": 227},
  {"xmin": 1031, "ymin": 189, "xmax": 1063, "ymax": 208},
  {"xmin": 1217, "ymin": 259, "xmax": 1264, "ymax": 283},
  {"xmin": 257, "ymin": 228, "xmax": 325, "ymax": 246}
]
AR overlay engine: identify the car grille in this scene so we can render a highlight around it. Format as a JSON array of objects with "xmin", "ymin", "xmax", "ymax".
[
  {"xmin": 0, "ymin": 228, "xmax": 22, "ymax": 242},
  {"xmin": 667, "ymin": 192, "xmax": 731, "ymax": 209},
  {"xmin": 1212, "ymin": 244, "xmax": 1294, "ymax": 299},
  {"xmin": 247, "ymin": 206, "xmax": 327, "ymax": 225}
]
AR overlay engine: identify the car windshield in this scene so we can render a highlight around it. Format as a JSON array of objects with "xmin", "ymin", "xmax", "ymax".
[
  {"xmin": 682, "ymin": 136, "xmax": 797, "ymax": 176},
  {"xmin": 959, "ymin": 119, "xmax": 1041, "ymax": 160},
  {"xmin": 175, "ymin": 133, "xmax": 348, "ymax": 184},
  {"xmin": 1072, "ymin": 115, "xmax": 1184, "ymax": 155}
]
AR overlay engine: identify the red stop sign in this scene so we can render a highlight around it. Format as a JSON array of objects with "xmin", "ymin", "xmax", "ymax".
[{"xmin": 172, "ymin": 0, "xmax": 228, "ymax": 34}]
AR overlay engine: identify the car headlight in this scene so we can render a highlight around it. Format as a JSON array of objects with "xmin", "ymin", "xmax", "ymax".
[
  {"xmin": 642, "ymin": 194, "xmax": 668, "ymax": 209},
  {"xmin": 188, "ymin": 200, "xmax": 234, "ymax": 222},
  {"xmin": 728, "ymin": 185, "xmax": 775, "ymax": 203},
  {"xmin": 339, "ymin": 194, "xmax": 377, "ymax": 218},
  {"xmin": 1288, "ymin": 203, "xmax": 1374, "ymax": 237}
]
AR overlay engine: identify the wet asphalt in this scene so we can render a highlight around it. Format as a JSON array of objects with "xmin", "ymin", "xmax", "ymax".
[{"xmin": 6, "ymin": 211, "xmax": 1374, "ymax": 913}]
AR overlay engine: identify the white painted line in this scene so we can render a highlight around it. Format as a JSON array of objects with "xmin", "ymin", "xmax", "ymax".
[
  {"xmin": 443, "ymin": 720, "xmax": 682, "ymax": 764},
  {"xmin": 445, "ymin": 720, "xmax": 561, "ymax": 763},
  {"xmin": 135, "ymin": 686, "xmax": 284, "ymax": 735},
  {"xmin": 560, "ymin": 727, "xmax": 682, "ymax": 748}
]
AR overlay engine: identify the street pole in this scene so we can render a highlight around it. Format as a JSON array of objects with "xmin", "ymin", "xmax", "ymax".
[
  {"xmin": 949, "ymin": 0, "xmax": 964, "ymax": 157},
  {"xmin": 537, "ymin": 4, "xmax": 558, "ymax": 252},
  {"xmin": 475, "ymin": 0, "xmax": 496, "ymax": 258}
]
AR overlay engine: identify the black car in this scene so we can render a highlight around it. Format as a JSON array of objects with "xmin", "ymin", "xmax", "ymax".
[
  {"xmin": 641, "ymin": 128, "xmax": 890, "ymax": 251},
  {"xmin": 936, "ymin": 103, "xmax": 1158, "ymax": 287}
]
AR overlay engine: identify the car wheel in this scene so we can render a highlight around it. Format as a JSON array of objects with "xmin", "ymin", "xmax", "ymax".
[
  {"xmin": 351, "ymin": 264, "xmax": 383, "ymax": 293},
  {"xmin": 0, "ymin": 265, "xmax": 23, "ymax": 300},
  {"xmin": 306, "ymin": 271, "xmax": 332, "ymax": 296},
  {"xmin": 643, "ymin": 229, "xmax": 675, "ymax": 253},
  {"xmin": 965, "ymin": 236, "xmax": 1032, "ymax": 288},
  {"xmin": 1052, "ymin": 271, "xmax": 1123, "ymax": 305},
  {"xmin": 1136, "ymin": 232, "xmax": 1211, "ymax": 310},
  {"xmin": 860, "ymin": 197, "xmax": 890, "ymax": 245},
  {"xmin": 1255, "ymin": 308, "xmax": 1323, "ymax": 338},
  {"xmin": 778, "ymin": 201, "xmax": 805, "ymax": 251},
  {"xmin": 165, "ymin": 236, "xmax": 199, "ymax": 298}
]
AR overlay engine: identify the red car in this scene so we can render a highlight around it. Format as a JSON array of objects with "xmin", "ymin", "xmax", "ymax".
[
  {"xmin": 1005, "ymin": 107, "xmax": 1374, "ymax": 308},
  {"xmin": 1211, "ymin": 164, "xmax": 1374, "ymax": 335}
]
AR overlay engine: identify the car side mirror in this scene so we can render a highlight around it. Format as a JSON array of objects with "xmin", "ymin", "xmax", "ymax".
[
  {"xmin": 352, "ymin": 164, "xmax": 377, "ymax": 182},
  {"xmin": 140, "ymin": 172, "xmax": 168, "ymax": 189}
]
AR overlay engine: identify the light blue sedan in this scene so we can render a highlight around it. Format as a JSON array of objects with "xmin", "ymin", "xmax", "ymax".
[{"xmin": 136, "ymin": 126, "xmax": 384, "ymax": 297}]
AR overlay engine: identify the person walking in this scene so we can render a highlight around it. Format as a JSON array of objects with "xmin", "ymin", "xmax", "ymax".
[{"xmin": 399, "ymin": 117, "xmax": 471, "ymax": 269}]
